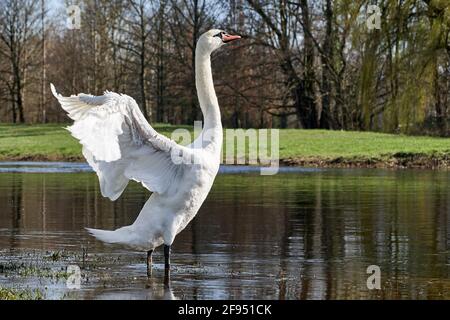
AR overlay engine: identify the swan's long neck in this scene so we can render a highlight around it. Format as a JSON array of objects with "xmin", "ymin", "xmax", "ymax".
[{"xmin": 195, "ymin": 48, "xmax": 222, "ymax": 152}]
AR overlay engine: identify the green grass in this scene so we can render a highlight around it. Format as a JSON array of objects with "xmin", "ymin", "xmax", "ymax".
[
  {"xmin": 278, "ymin": 129, "xmax": 450, "ymax": 158},
  {"xmin": 0, "ymin": 123, "xmax": 189, "ymax": 161},
  {"xmin": 0, "ymin": 123, "xmax": 82, "ymax": 161},
  {"xmin": 1, "ymin": 123, "xmax": 450, "ymax": 167}
]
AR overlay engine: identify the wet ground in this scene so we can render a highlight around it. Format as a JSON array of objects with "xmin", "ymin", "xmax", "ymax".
[{"xmin": 0, "ymin": 162, "xmax": 449, "ymax": 299}]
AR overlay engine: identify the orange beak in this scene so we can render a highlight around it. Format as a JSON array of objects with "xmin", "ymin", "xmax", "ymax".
[{"xmin": 222, "ymin": 34, "xmax": 242, "ymax": 43}]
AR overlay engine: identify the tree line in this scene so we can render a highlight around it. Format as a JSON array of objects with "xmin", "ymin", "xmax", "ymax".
[{"xmin": 0, "ymin": 0, "xmax": 449, "ymax": 135}]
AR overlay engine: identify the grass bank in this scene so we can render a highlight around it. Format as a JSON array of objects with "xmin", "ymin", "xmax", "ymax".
[{"xmin": 1, "ymin": 123, "xmax": 450, "ymax": 168}]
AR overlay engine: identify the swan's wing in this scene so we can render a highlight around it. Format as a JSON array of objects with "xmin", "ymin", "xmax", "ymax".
[{"xmin": 51, "ymin": 84, "xmax": 193, "ymax": 200}]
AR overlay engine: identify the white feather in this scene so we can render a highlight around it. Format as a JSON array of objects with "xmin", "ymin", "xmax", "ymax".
[
  {"xmin": 51, "ymin": 30, "xmax": 225, "ymax": 251},
  {"xmin": 51, "ymin": 84, "xmax": 191, "ymax": 200}
]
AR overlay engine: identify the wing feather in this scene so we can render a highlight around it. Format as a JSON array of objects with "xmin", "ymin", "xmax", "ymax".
[{"xmin": 51, "ymin": 84, "xmax": 191, "ymax": 200}]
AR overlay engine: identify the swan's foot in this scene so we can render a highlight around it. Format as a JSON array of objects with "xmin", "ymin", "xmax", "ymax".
[
  {"xmin": 164, "ymin": 245, "xmax": 171, "ymax": 270},
  {"xmin": 146, "ymin": 249, "xmax": 153, "ymax": 277}
]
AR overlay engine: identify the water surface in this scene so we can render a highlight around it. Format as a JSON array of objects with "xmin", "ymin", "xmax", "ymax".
[{"xmin": 0, "ymin": 163, "xmax": 449, "ymax": 299}]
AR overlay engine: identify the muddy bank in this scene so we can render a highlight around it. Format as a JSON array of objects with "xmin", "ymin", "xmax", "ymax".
[
  {"xmin": 0, "ymin": 155, "xmax": 85, "ymax": 162},
  {"xmin": 2, "ymin": 152, "xmax": 450, "ymax": 169},
  {"xmin": 281, "ymin": 152, "xmax": 450, "ymax": 169}
]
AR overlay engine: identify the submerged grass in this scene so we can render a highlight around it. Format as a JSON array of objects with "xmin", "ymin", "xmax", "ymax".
[
  {"xmin": 0, "ymin": 260, "xmax": 69, "ymax": 279},
  {"xmin": 0, "ymin": 287, "xmax": 45, "ymax": 300},
  {"xmin": 0, "ymin": 248, "xmax": 156, "ymax": 300},
  {"xmin": 1, "ymin": 123, "xmax": 450, "ymax": 167}
]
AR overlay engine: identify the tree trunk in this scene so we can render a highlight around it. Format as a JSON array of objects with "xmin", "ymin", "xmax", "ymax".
[
  {"xmin": 190, "ymin": 0, "xmax": 200, "ymax": 123},
  {"xmin": 319, "ymin": 0, "xmax": 333, "ymax": 129},
  {"xmin": 139, "ymin": 4, "xmax": 149, "ymax": 120},
  {"xmin": 298, "ymin": 0, "xmax": 317, "ymax": 128},
  {"xmin": 40, "ymin": 0, "xmax": 47, "ymax": 123}
]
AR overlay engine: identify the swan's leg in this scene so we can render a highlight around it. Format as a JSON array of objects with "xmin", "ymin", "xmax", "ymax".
[
  {"xmin": 164, "ymin": 245, "xmax": 171, "ymax": 269},
  {"xmin": 146, "ymin": 250, "xmax": 153, "ymax": 277},
  {"xmin": 164, "ymin": 268, "xmax": 171, "ymax": 288}
]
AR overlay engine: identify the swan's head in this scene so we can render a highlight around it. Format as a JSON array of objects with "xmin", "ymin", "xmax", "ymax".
[{"xmin": 197, "ymin": 29, "xmax": 241, "ymax": 54}]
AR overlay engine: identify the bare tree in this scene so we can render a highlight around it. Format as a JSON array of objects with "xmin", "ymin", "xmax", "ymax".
[
  {"xmin": 125, "ymin": 0, "xmax": 155, "ymax": 119},
  {"xmin": 0, "ymin": 0, "xmax": 41, "ymax": 123},
  {"xmin": 154, "ymin": 0, "xmax": 168, "ymax": 123},
  {"xmin": 0, "ymin": 0, "xmax": 449, "ymax": 136},
  {"xmin": 40, "ymin": 0, "xmax": 47, "ymax": 123},
  {"xmin": 246, "ymin": 0, "xmax": 319, "ymax": 128},
  {"xmin": 169, "ymin": 0, "xmax": 218, "ymax": 123}
]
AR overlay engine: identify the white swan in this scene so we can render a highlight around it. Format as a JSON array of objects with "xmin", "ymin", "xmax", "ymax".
[{"xmin": 51, "ymin": 29, "xmax": 241, "ymax": 275}]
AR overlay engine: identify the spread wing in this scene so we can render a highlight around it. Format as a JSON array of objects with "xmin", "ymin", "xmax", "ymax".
[{"xmin": 51, "ymin": 84, "xmax": 193, "ymax": 201}]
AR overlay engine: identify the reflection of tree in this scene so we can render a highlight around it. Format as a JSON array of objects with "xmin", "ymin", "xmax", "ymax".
[
  {"xmin": 10, "ymin": 174, "xmax": 23, "ymax": 249},
  {"xmin": 0, "ymin": 173, "xmax": 147, "ymax": 250},
  {"xmin": 41, "ymin": 175, "xmax": 47, "ymax": 234}
]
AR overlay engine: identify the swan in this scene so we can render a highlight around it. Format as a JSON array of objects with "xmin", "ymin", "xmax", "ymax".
[{"xmin": 51, "ymin": 29, "xmax": 241, "ymax": 275}]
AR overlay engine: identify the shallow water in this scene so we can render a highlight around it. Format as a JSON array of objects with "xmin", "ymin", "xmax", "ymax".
[{"xmin": 0, "ymin": 163, "xmax": 449, "ymax": 299}]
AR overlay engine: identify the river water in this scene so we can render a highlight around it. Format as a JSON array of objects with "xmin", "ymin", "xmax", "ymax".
[{"xmin": 0, "ymin": 162, "xmax": 449, "ymax": 299}]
